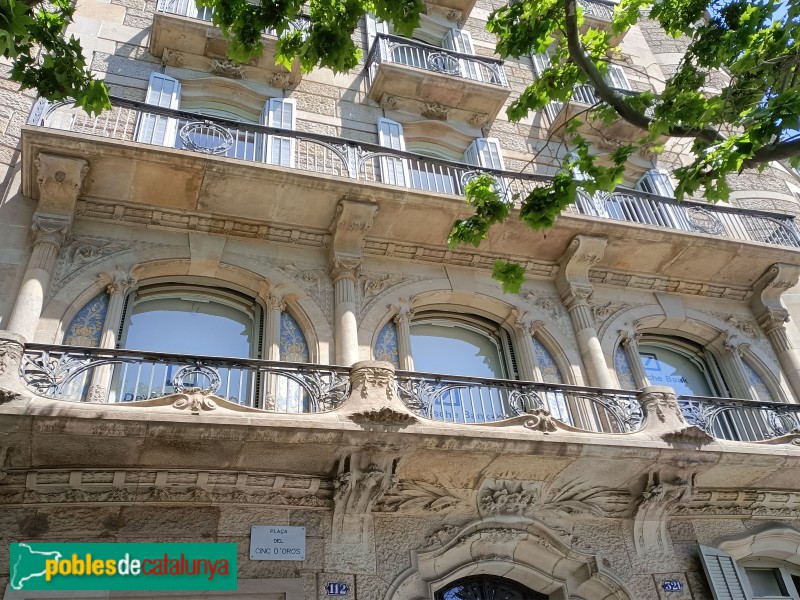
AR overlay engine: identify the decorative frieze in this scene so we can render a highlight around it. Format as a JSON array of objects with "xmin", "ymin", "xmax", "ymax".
[
  {"xmin": 0, "ymin": 468, "xmax": 332, "ymax": 507},
  {"xmin": 633, "ymin": 470, "xmax": 695, "ymax": 556}
]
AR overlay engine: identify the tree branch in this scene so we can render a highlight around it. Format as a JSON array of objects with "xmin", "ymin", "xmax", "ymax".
[
  {"xmin": 562, "ymin": 0, "xmax": 724, "ymax": 144},
  {"xmin": 745, "ymin": 138, "xmax": 800, "ymax": 167}
]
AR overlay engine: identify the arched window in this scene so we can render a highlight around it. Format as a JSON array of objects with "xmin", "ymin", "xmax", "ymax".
[
  {"xmin": 637, "ymin": 337, "xmax": 724, "ymax": 397},
  {"xmin": 408, "ymin": 315, "xmax": 513, "ymax": 379},
  {"xmin": 435, "ymin": 575, "xmax": 547, "ymax": 600}
]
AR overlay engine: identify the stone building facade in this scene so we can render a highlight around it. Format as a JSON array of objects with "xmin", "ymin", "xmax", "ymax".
[{"xmin": 2, "ymin": 0, "xmax": 800, "ymax": 598}]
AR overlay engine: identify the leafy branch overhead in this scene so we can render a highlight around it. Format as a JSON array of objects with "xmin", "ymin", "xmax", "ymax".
[{"xmin": 2, "ymin": 0, "xmax": 798, "ymax": 288}]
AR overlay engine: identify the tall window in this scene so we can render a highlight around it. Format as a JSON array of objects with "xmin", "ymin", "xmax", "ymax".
[{"xmin": 638, "ymin": 341, "xmax": 721, "ymax": 397}]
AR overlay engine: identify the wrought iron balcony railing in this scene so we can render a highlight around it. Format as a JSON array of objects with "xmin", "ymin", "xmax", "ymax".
[
  {"xmin": 680, "ymin": 396, "xmax": 800, "ymax": 442},
  {"xmin": 21, "ymin": 344, "xmax": 351, "ymax": 413},
  {"xmin": 17, "ymin": 344, "xmax": 800, "ymax": 443},
  {"xmin": 396, "ymin": 370, "xmax": 643, "ymax": 433},
  {"xmin": 27, "ymin": 96, "xmax": 800, "ymax": 248},
  {"xmin": 577, "ymin": 0, "xmax": 616, "ymax": 21},
  {"xmin": 365, "ymin": 33, "xmax": 509, "ymax": 88},
  {"xmin": 156, "ymin": 0, "xmax": 310, "ymax": 35}
]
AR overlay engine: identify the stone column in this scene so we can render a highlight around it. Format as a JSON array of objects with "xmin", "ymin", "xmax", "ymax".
[
  {"xmin": 392, "ymin": 300, "xmax": 414, "ymax": 371},
  {"xmin": 261, "ymin": 294, "xmax": 286, "ymax": 362},
  {"xmin": 720, "ymin": 334, "xmax": 755, "ymax": 400},
  {"xmin": 512, "ymin": 312, "xmax": 542, "ymax": 382},
  {"xmin": 751, "ymin": 263, "xmax": 800, "ymax": 400},
  {"xmin": 329, "ymin": 199, "xmax": 378, "ymax": 367},
  {"xmin": 6, "ymin": 153, "xmax": 88, "ymax": 342},
  {"xmin": 556, "ymin": 235, "xmax": 614, "ymax": 388},
  {"xmin": 87, "ymin": 272, "xmax": 137, "ymax": 402},
  {"xmin": 7, "ymin": 214, "xmax": 71, "ymax": 341},
  {"xmin": 331, "ymin": 263, "xmax": 360, "ymax": 366},
  {"xmin": 620, "ymin": 327, "xmax": 650, "ymax": 388}
]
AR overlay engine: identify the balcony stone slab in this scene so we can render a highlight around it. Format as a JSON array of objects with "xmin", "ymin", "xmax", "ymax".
[
  {"xmin": 149, "ymin": 13, "xmax": 300, "ymax": 88},
  {"xmin": 367, "ymin": 62, "xmax": 510, "ymax": 127},
  {"xmin": 21, "ymin": 125, "xmax": 800, "ymax": 293}
]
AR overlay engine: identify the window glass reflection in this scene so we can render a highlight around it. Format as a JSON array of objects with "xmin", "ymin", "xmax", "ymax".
[
  {"xmin": 410, "ymin": 322, "xmax": 504, "ymax": 378},
  {"xmin": 638, "ymin": 344, "xmax": 714, "ymax": 396}
]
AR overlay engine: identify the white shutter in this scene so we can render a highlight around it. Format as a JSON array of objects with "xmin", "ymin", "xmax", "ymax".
[
  {"xmin": 464, "ymin": 138, "xmax": 505, "ymax": 170},
  {"xmin": 377, "ymin": 118, "xmax": 409, "ymax": 187},
  {"xmin": 464, "ymin": 138, "xmax": 506, "ymax": 195},
  {"xmin": 366, "ymin": 14, "xmax": 389, "ymax": 47},
  {"xmin": 137, "ymin": 72, "xmax": 181, "ymax": 147},
  {"xmin": 531, "ymin": 52, "xmax": 551, "ymax": 77},
  {"xmin": 604, "ymin": 64, "xmax": 631, "ymax": 90},
  {"xmin": 699, "ymin": 546, "xmax": 753, "ymax": 600},
  {"xmin": 264, "ymin": 98, "xmax": 296, "ymax": 168},
  {"xmin": 636, "ymin": 169, "xmax": 675, "ymax": 197},
  {"xmin": 443, "ymin": 29, "xmax": 480, "ymax": 81}
]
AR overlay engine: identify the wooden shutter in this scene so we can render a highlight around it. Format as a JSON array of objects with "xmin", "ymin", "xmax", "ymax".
[
  {"xmin": 366, "ymin": 14, "xmax": 389, "ymax": 46},
  {"xmin": 263, "ymin": 98, "xmax": 296, "ymax": 168},
  {"xmin": 137, "ymin": 72, "xmax": 181, "ymax": 147},
  {"xmin": 377, "ymin": 118, "xmax": 408, "ymax": 187},
  {"xmin": 699, "ymin": 546, "xmax": 753, "ymax": 600}
]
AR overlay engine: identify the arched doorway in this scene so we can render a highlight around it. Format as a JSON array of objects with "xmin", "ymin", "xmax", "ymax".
[{"xmin": 434, "ymin": 575, "xmax": 547, "ymax": 600}]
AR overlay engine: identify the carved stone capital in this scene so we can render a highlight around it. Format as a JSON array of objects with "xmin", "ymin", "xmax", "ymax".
[
  {"xmin": 329, "ymin": 199, "xmax": 377, "ymax": 280},
  {"xmin": 513, "ymin": 313, "xmax": 544, "ymax": 337},
  {"xmin": 33, "ymin": 153, "xmax": 89, "ymax": 215},
  {"xmin": 102, "ymin": 269, "xmax": 138, "ymax": 297},
  {"xmin": 619, "ymin": 328, "xmax": 642, "ymax": 350},
  {"xmin": 332, "ymin": 447, "xmax": 403, "ymax": 516},
  {"xmin": 264, "ymin": 295, "xmax": 287, "ymax": 312},
  {"xmin": 637, "ymin": 386, "xmax": 687, "ymax": 432},
  {"xmin": 340, "ymin": 361, "xmax": 418, "ymax": 425},
  {"xmin": 31, "ymin": 213, "xmax": 71, "ymax": 248},
  {"xmin": 420, "ymin": 102, "xmax": 449, "ymax": 121},
  {"xmin": 555, "ymin": 235, "xmax": 606, "ymax": 309},
  {"xmin": 392, "ymin": 300, "xmax": 415, "ymax": 325},
  {"xmin": 634, "ymin": 470, "xmax": 695, "ymax": 556}
]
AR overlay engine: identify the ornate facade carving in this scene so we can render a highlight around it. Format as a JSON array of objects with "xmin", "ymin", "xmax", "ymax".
[
  {"xmin": 332, "ymin": 448, "xmax": 401, "ymax": 516},
  {"xmin": 637, "ymin": 387, "xmax": 687, "ymax": 431},
  {"xmin": 0, "ymin": 338, "xmax": 24, "ymax": 377},
  {"xmin": 34, "ymin": 153, "xmax": 89, "ymax": 212},
  {"xmin": 375, "ymin": 478, "xmax": 475, "ymax": 514},
  {"xmin": 210, "ymin": 58, "xmax": 246, "ymax": 79},
  {"xmin": 478, "ymin": 479, "xmax": 631, "ymax": 520},
  {"xmin": 633, "ymin": 470, "xmax": 694, "ymax": 556}
]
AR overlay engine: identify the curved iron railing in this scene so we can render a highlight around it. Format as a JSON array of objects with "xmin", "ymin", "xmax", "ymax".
[
  {"xmin": 366, "ymin": 34, "xmax": 509, "ymax": 88},
  {"xmin": 680, "ymin": 396, "xmax": 800, "ymax": 442},
  {"xmin": 20, "ymin": 344, "xmax": 350, "ymax": 413},
  {"xmin": 578, "ymin": 0, "xmax": 616, "ymax": 21},
  {"xmin": 395, "ymin": 370, "xmax": 643, "ymax": 433},
  {"xmin": 27, "ymin": 96, "xmax": 800, "ymax": 248}
]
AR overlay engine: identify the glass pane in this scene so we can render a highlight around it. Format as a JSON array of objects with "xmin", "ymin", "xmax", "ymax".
[
  {"xmin": 745, "ymin": 568, "xmax": 788, "ymax": 597},
  {"xmin": 638, "ymin": 344, "xmax": 714, "ymax": 396},
  {"xmin": 410, "ymin": 322, "xmax": 504, "ymax": 378},
  {"xmin": 124, "ymin": 297, "xmax": 253, "ymax": 357}
]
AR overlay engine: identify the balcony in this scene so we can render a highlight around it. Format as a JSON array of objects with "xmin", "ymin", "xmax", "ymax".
[
  {"xmin": 545, "ymin": 84, "xmax": 647, "ymax": 143},
  {"xmin": 149, "ymin": 2, "xmax": 308, "ymax": 87},
  {"xmin": 577, "ymin": 0, "xmax": 627, "ymax": 45},
  {"xmin": 26, "ymin": 96, "xmax": 800, "ymax": 253},
  {"xmin": 15, "ymin": 343, "xmax": 800, "ymax": 444},
  {"xmin": 365, "ymin": 34, "xmax": 511, "ymax": 127}
]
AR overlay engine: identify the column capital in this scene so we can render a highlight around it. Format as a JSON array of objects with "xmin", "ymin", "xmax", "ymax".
[
  {"xmin": 329, "ymin": 255, "xmax": 361, "ymax": 283},
  {"xmin": 34, "ymin": 153, "xmax": 89, "ymax": 216},
  {"xmin": 619, "ymin": 325, "xmax": 642, "ymax": 349},
  {"xmin": 555, "ymin": 235, "xmax": 606, "ymax": 308},
  {"xmin": 391, "ymin": 299, "xmax": 415, "ymax": 325},
  {"xmin": 512, "ymin": 311, "xmax": 544, "ymax": 336},
  {"xmin": 264, "ymin": 295, "xmax": 287, "ymax": 312},
  {"xmin": 31, "ymin": 213, "xmax": 71, "ymax": 247},
  {"xmin": 101, "ymin": 269, "xmax": 138, "ymax": 297}
]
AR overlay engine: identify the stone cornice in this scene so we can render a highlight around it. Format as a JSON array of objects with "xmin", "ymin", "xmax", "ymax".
[{"xmin": 71, "ymin": 199, "xmax": 755, "ymax": 301}]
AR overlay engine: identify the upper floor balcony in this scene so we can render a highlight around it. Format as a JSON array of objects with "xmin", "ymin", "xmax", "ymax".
[
  {"xmin": 23, "ymin": 96, "xmax": 800, "ymax": 289},
  {"xmin": 365, "ymin": 33, "xmax": 511, "ymax": 127},
  {"xmin": 578, "ymin": 0, "xmax": 627, "ymax": 45},
  {"xmin": 150, "ymin": 0, "xmax": 308, "ymax": 87}
]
